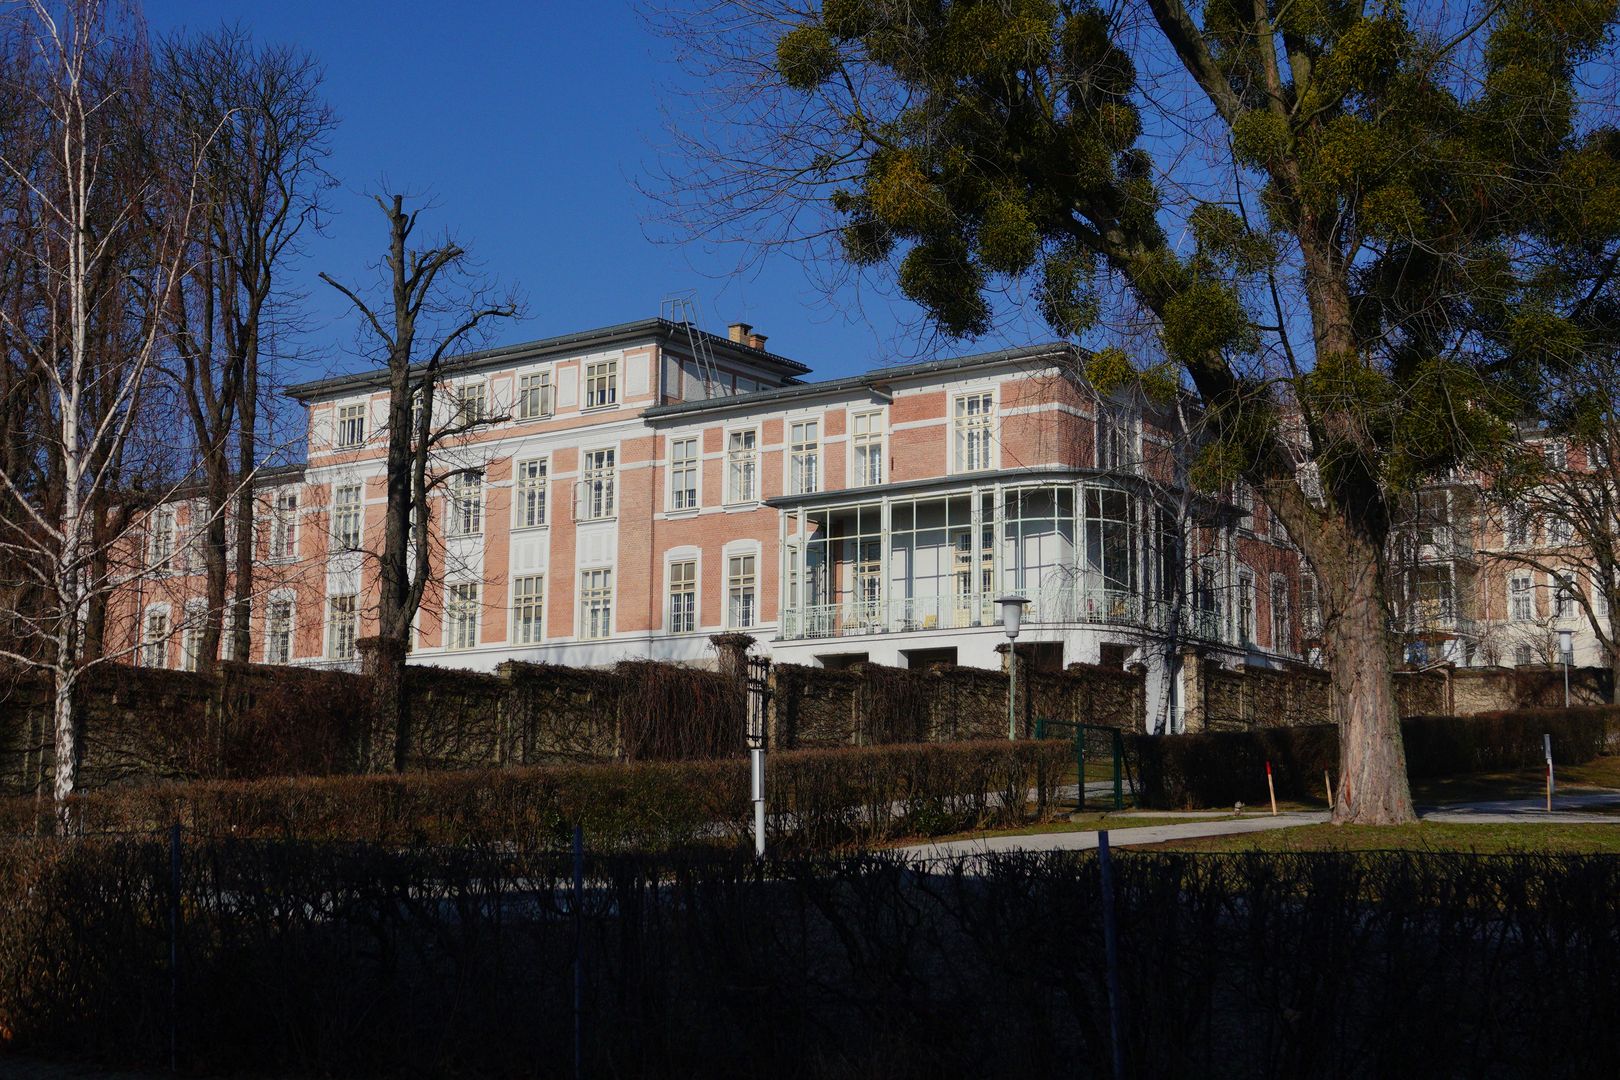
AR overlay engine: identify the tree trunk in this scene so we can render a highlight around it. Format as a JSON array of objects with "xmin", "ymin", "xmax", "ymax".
[
  {"xmin": 1327, "ymin": 538, "xmax": 1415, "ymax": 824},
  {"xmin": 198, "ymin": 463, "xmax": 230, "ymax": 673},
  {"xmin": 231, "ymin": 340, "xmax": 258, "ymax": 664}
]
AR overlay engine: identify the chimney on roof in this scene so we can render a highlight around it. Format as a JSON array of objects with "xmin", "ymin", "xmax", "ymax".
[
  {"xmin": 747, "ymin": 331, "xmax": 768, "ymax": 350},
  {"xmin": 727, "ymin": 322, "xmax": 752, "ymax": 344}
]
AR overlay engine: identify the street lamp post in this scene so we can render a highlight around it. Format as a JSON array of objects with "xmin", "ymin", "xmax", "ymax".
[
  {"xmin": 745, "ymin": 656, "xmax": 771, "ymax": 858},
  {"xmin": 997, "ymin": 595, "xmax": 1031, "ymax": 740},
  {"xmin": 1559, "ymin": 628, "xmax": 1573, "ymax": 708}
]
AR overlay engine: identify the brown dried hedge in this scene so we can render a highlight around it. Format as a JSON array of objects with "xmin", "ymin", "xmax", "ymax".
[
  {"xmin": 1129, "ymin": 706, "xmax": 1619, "ymax": 809},
  {"xmin": 0, "ymin": 739, "xmax": 1071, "ymax": 852}
]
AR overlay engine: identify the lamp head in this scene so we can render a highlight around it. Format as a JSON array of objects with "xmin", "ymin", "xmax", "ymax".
[
  {"xmin": 996, "ymin": 594, "xmax": 1030, "ymax": 640},
  {"xmin": 1559, "ymin": 629, "xmax": 1573, "ymax": 658}
]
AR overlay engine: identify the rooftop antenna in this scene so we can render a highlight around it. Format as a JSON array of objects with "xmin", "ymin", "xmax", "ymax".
[{"xmin": 660, "ymin": 292, "xmax": 725, "ymax": 400}]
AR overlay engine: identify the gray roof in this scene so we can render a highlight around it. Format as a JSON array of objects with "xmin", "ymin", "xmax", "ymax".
[
  {"xmin": 643, "ymin": 341, "xmax": 1084, "ymax": 422},
  {"xmin": 285, "ymin": 318, "xmax": 812, "ymax": 400}
]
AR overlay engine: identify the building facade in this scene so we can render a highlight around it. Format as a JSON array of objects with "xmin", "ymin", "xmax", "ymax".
[{"xmin": 112, "ymin": 317, "xmax": 1320, "ymax": 732}]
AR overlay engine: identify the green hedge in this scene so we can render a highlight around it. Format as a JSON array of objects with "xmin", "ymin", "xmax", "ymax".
[
  {"xmin": 1130, "ymin": 707, "xmax": 1620, "ymax": 810},
  {"xmin": 4, "ymin": 740, "xmax": 1072, "ymax": 852}
]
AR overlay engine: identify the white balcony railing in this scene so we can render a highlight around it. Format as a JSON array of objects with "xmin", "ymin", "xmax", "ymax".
[{"xmin": 780, "ymin": 585, "xmax": 1230, "ymax": 644}]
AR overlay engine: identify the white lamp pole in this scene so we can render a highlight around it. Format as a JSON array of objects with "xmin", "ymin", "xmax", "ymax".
[
  {"xmin": 997, "ymin": 595, "xmax": 1030, "ymax": 740},
  {"xmin": 1559, "ymin": 628, "xmax": 1573, "ymax": 708}
]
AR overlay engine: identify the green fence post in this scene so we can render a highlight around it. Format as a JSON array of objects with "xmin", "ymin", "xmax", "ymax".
[
  {"xmin": 1112, "ymin": 729, "xmax": 1124, "ymax": 810},
  {"xmin": 1036, "ymin": 716, "xmax": 1045, "ymax": 740}
]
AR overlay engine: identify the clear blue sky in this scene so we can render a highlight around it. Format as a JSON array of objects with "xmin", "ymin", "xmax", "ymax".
[{"xmin": 146, "ymin": 0, "xmax": 1052, "ymax": 386}]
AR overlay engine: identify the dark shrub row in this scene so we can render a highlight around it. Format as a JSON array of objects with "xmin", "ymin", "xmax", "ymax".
[
  {"xmin": 1, "ymin": 740, "xmax": 1071, "ymax": 852},
  {"xmin": 1129, "ymin": 707, "xmax": 1620, "ymax": 809},
  {"xmin": 3, "ymin": 841, "xmax": 1618, "ymax": 1077}
]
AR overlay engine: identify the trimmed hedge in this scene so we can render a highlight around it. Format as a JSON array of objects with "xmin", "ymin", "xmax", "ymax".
[
  {"xmin": 3, "ymin": 740, "xmax": 1072, "ymax": 852},
  {"xmin": 1131, "ymin": 706, "xmax": 1620, "ymax": 810}
]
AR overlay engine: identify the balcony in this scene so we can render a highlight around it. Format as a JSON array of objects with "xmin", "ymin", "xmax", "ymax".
[{"xmin": 781, "ymin": 584, "xmax": 1229, "ymax": 645}]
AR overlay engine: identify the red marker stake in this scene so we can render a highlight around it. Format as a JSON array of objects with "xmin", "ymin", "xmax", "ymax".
[{"xmin": 1266, "ymin": 760, "xmax": 1278, "ymax": 817}]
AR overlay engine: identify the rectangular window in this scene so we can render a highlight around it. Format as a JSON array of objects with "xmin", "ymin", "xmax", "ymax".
[
  {"xmin": 669, "ymin": 437, "xmax": 699, "ymax": 510},
  {"xmin": 852, "ymin": 410, "xmax": 884, "ymax": 486},
  {"xmin": 1543, "ymin": 439, "xmax": 1567, "ymax": 470},
  {"xmin": 514, "ymin": 458, "xmax": 548, "ymax": 529},
  {"xmin": 579, "ymin": 568, "xmax": 613, "ymax": 639},
  {"xmin": 180, "ymin": 603, "xmax": 206, "ymax": 672},
  {"xmin": 448, "ymin": 469, "xmax": 484, "ymax": 537},
  {"xmin": 512, "ymin": 574, "xmax": 545, "ymax": 644},
  {"xmin": 1507, "ymin": 506, "xmax": 1530, "ymax": 547},
  {"xmin": 517, "ymin": 371, "xmax": 553, "ymax": 420},
  {"xmin": 455, "ymin": 382, "xmax": 487, "ymax": 427},
  {"xmin": 953, "ymin": 392, "xmax": 994, "ymax": 472},
  {"xmin": 326, "ymin": 593, "xmax": 358, "ymax": 660},
  {"xmin": 1269, "ymin": 577, "xmax": 1290, "ymax": 653},
  {"xmin": 142, "ymin": 609, "xmax": 169, "ymax": 668},
  {"xmin": 446, "ymin": 582, "xmax": 480, "ymax": 650},
  {"xmin": 668, "ymin": 559, "xmax": 697, "ymax": 633},
  {"xmin": 789, "ymin": 420, "xmax": 819, "ymax": 495},
  {"xmin": 269, "ymin": 490, "xmax": 298, "ymax": 560},
  {"xmin": 1232, "ymin": 482, "xmax": 1254, "ymax": 531},
  {"xmin": 585, "ymin": 359, "xmax": 618, "ymax": 409},
  {"xmin": 266, "ymin": 598, "xmax": 293, "ymax": 664},
  {"xmin": 1237, "ymin": 569, "xmax": 1255, "ymax": 643},
  {"xmin": 1098, "ymin": 408, "xmax": 1133, "ymax": 471},
  {"xmin": 336, "ymin": 403, "xmax": 366, "ymax": 448},
  {"xmin": 1515, "ymin": 644, "xmax": 1535, "ymax": 666},
  {"xmin": 1510, "ymin": 572, "xmax": 1534, "ymax": 622},
  {"xmin": 331, "ymin": 484, "xmax": 363, "ymax": 550},
  {"xmin": 148, "ymin": 507, "xmax": 175, "ymax": 570},
  {"xmin": 1548, "ymin": 516, "xmax": 1573, "ymax": 546},
  {"xmin": 1555, "ymin": 571, "xmax": 1578, "ymax": 619},
  {"xmin": 1301, "ymin": 574, "xmax": 1321, "ymax": 638},
  {"xmin": 726, "ymin": 429, "xmax": 758, "ymax": 503},
  {"xmin": 579, "ymin": 449, "xmax": 616, "ymax": 520},
  {"xmin": 727, "ymin": 553, "xmax": 757, "ymax": 629}
]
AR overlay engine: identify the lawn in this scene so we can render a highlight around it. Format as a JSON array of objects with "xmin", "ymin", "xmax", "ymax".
[
  {"xmin": 1411, "ymin": 755, "xmax": 1620, "ymax": 809},
  {"xmin": 1141, "ymin": 820, "xmax": 1620, "ymax": 854},
  {"xmin": 901, "ymin": 811, "xmax": 1238, "ymax": 845}
]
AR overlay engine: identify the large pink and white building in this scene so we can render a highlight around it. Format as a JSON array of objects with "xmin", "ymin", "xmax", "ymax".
[{"xmin": 113, "ymin": 317, "xmax": 1316, "ymax": 732}]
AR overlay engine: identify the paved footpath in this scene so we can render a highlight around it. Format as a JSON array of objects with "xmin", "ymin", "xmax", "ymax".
[{"xmin": 896, "ymin": 810, "xmax": 1329, "ymax": 862}]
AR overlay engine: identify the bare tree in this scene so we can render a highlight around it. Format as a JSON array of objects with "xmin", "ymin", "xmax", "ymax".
[
  {"xmin": 0, "ymin": 0, "xmax": 209, "ymax": 817},
  {"xmin": 321, "ymin": 194, "xmax": 521, "ymax": 771},
  {"xmin": 155, "ymin": 25, "xmax": 335, "ymax": 671}
]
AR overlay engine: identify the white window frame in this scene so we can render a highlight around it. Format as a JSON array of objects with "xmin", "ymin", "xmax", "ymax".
[
  {"xmin": 265, "ymin": 594, "xmax": 295, "ymax": 664},
  {"xmin": 951, "ymin": 390, "xmax": 995, "ymax": 473},
  {"xmin": 516, "ymin": 370, "xmax": 553, "ymax": 421},
  {"xmin": 142, "ymin": 605, "xmax": 170, "ymax": 668},
  {"xmin": 454, "ymin": 381, "xmax": 488, "ymax": 428},
  {"xmin": 578, "ymin": 448, "xmax": 617, "ymax": 520},
  {"xmin": 335, "ymin": 402, "xmax": 366, "ymax": 448},
  {"xmin": 1548, "ymin": 515, "xmax": 1574, "ymax": 546},
  {"xmin": 584, "ymin": 359, "xmax": 619, "ymax": 410},
  {"xmin": 579, "ymin": 567, "xmax": 614, "ymax": 640},
  {"xmin": 726, "ymin": 428, "xmax": 759, "ymax": 505},
  {"xmin": 269, "ymin": 489, "xmax": 299, "ymax": 561},
  {"xmin": 1268, "ymin": 574, "xmax": 1291, "ymax": 654},
  {"xmin": 726, "ymin": 548, "xmax": 759, "ymax": 630},
  {"xmin": 788, "ymin": 418, "xmax": 820, "ymax": 495},
  {"xmin": 668, "ymin": 436, "xmax": 700, "ymax": 511},
  {"xmin": 447, "ymin": 469, "xmax": 484, "ymax": 538},
  {"xmin": 1509, "ymin": 571, "xmax": 1534, "ymax": 622},
  {"xmin": 851, "ymin": 408, "xmax": 885, "ymax": 487},
  {"xmin": 513, "ymin": 457, "xmax": 549, "ymax": 529},
  {"xmin": 667, "ymin": 556, "xmax": 698, "ymax": 634},
  {"xmin": 1506, "ymin": 505, "xmax": 1530, "ymax": 548},
  {"xmin": 511, "ymin": 574, "xmax": 545, "ymax": 645},
  {"xmin": 1554, "ymin": 570, "xmax": 1578, "ymax": 621},
  {"xmin": 180, "ymin": 599, "xmax": 207, "ymax": 672},
  {"xmin": 148, "ymin": 506, "xmax": 176, "ymax": 571},
  {"xmin": 446, "ymin": 581, "xmax": 480, "ymax": 651},
  {"xmin": 1097, "ymin": 406, "xmax": 1137, "ymax": 472},
  {"xmin": 326, "ymin": 593, "xmax": 359, "ymax": 661},
  {"xmin": 1237, "ymin": 568, "xmax": 1255, "ymax": 644},
  {"xmin": 331, "ymin": 483, "xmax": 364, "ymax": 551}
]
